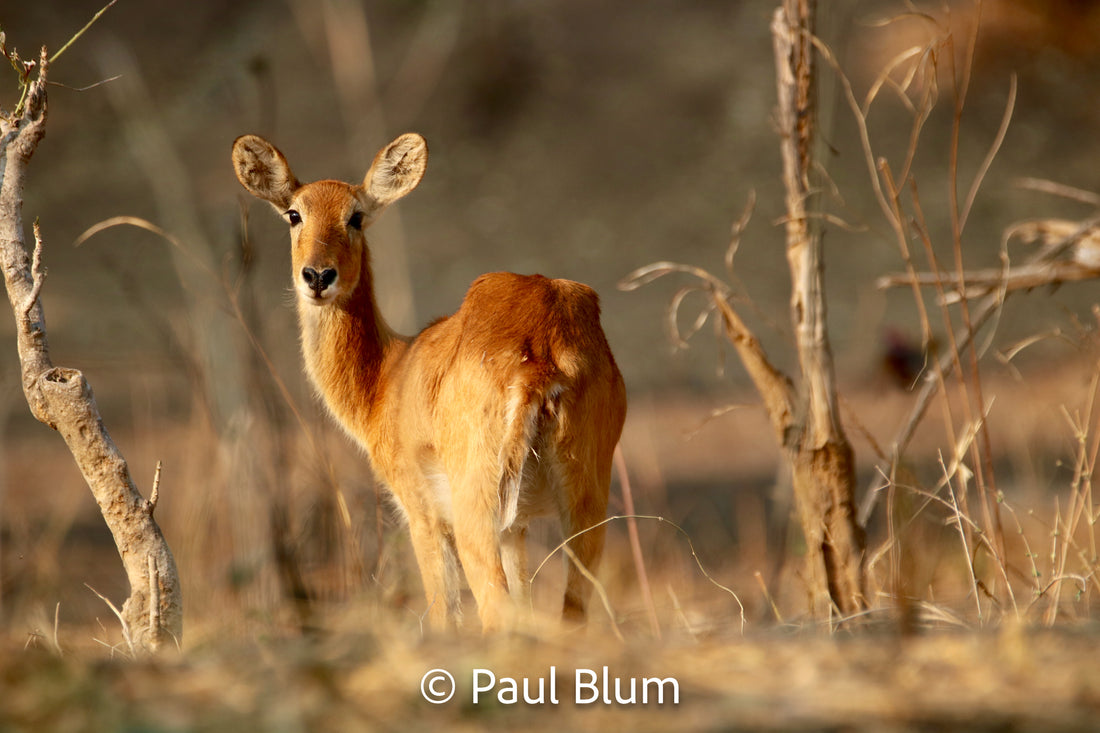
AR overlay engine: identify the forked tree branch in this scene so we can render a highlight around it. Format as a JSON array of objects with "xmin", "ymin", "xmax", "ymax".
[
  {"xmin": 771, "ymin": 0, "xmax": 865, "ymax": 617},
  {"xmin": 619, "ymin": 261, "xmax": 796, "ymax": 441},
  {"xmin": 622, "ymin": 1, "xmax": 866, "ymax": 619},
  {"xmin": 0, "ymin": 51, "xmax": 182, "ymax": 653}
]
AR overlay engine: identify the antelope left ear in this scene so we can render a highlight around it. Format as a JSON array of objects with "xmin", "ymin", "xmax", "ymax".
[{"xmin": 364, "ymin": 133, "xmax": 428, "ymax": 207}]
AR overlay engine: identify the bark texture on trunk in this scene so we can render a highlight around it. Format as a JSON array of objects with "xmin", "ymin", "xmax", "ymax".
[{"xmin": 0, "ymin": 53, "xmax": 182, "ymax": 653}]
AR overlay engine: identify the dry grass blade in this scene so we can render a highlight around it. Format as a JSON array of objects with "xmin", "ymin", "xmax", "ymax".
[
  {"xmin": 1043, "ymin": 374, "xmax": 1100, "ymax": 624},
  {"xmin": 1014, "ymin": 177, "xmax": 1100, "ymax": 206},
  {"xmin": 619, "ymin": 261, "xmax": 730, "ymax": 294},
  {"xmin": 997, "ymin": 499, "xmax": 1041, "ymax": 602},
  {"xmin": 667, "ymin": 286, "xmax": 716, "ymax": 349},
  {"xmin": 85, "ymin": 584, "xmax": 135, "ymax": 658},
  {"xmin": 73, "ymin": 215, "xmax": 215, "ymax": 278},
  {"xmin": 562, "ymin": 545, "xmax": 623, "ymax": 643},
  {"xmin": 810, "ymin": 34, "xmax": 899, "ymax": 228},
  {"xmin": 620, "ymin": 262, "xmax": 737, "ymax": 355},
  {"xmin": 914, "ymin": 600, "xmax": 969, "ymax": 629},
  {"xmin": 996, "ymin": 329, "xmax": 1073, "ymax": 365},
  {"xmin": 51, "ymin": 602, "xmax": 62, "ymax": 656},
  {"xmin": 862, "ymin": 45, "xmax": 924, "ymax": 115},
  {"xmin": 942, "ymin": 459, "xmax": 983, "ymax": 623},
  {"xmin": 724, "ymin": 190, "xmax": 756, "ymax": 278},
  {"xmin": 862, "ymin": 10, "xmax": 944, "ymax": 30},
  {"xmin": 754, "ymin": 571, "xmax": 784, "ymax": 624},
  {"xmin": 532, "ymin": 514, "xmax": 746, "ymax": 633},
  {"xmin": 770, "ymin": 211, "xmax": 866, "ymax": 232},
  {"xmin": 959, "ymin": 74, "xmax": 1016, "ymax": 232},
  {"xmin": 682, "ymin": 403, "xmax": 750, "ymax": 442},
  {"xmin": 613, "ymin": 446, "xmax": 660, "ymax": 639}
]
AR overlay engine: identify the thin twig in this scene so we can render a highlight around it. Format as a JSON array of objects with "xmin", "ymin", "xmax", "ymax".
[
  {"xmin": 148, "ymin": 460, "xmax": 162, "ymax": 514},
  {"xmin": 877, "ymin": 260, "xmax": 1100, "ymax": 299},
  {"xmin": 46, "ymin": 74, "xmax": 121, "ymax": 93},
  {"xmin": 49, "ymin": 0, "xmax": 118, "ymax": 64}
]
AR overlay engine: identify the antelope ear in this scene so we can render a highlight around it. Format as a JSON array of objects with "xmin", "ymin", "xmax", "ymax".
[
  {"xmin": 232, "ymin": 134, "xmax": 300, "ymax": 210},
  {"xmin": 364, "ymin": 133, "xmax": 428, "ymax": 207}
]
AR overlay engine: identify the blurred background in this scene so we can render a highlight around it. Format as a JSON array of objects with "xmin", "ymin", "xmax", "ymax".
[{"xmin": 4, "ymin": 0, "xmax": 1100, "ymax": 640}]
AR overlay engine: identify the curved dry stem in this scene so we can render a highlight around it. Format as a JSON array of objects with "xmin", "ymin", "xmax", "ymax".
[
  {"xmin": 724, "ymin": 190, "xmax": 757, "ymax": 279},
  {"xmin": 667, "ymin": 286, "xmax": 715, "ymax": 349},
  {"xmin": 73, "ymin": 215, "xmax": 216, "ymax": 279},
  {"xmin": 862, "ymin": 45, "xmax": 924, "ymax": 115},
  {"xmin": 959, "ymin": 73, "xmax": 1017, "ymax": 232},
  {"xmin": 862, "ymin": 10, "xmax": 945, "ymax": 32},
  {"xmin": 562, "ymin": 545, "xmax": 624, "ymax": 642},
  {"xmin": 1013, "ymin": 178, "xmax": 1100, "ymax": 206},
  {"xmin": 532, "ymin": 514, "xmax": 747, "ymax": 634},
  {"xmin": 619, "ymin": 260, "xmax": 732, "ymax": 295},
  {"xmin": 810, "ymin": 35, "xmax": 896, "ymax": 230}
]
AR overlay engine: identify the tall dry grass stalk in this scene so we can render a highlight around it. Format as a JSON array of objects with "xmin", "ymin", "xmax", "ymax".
[{"xmin": 835, "ymin": 2, "xmax": 1100, "ymax": 625}]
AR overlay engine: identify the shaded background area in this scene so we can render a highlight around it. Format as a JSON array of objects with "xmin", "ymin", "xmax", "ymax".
[{"xmin": 3, "ymin": 0, "xmax": 1100, "ymax": 645}]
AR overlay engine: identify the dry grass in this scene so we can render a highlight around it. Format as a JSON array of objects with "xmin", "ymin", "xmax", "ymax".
[{"xmin": 5, "ymin": 610, "xmax": 1100, "ymax": 731}]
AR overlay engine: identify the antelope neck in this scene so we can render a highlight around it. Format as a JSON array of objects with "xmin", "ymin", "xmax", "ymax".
[{"xmin": 298, "ymin": 252, "xmax": 407, "ymax": 431}]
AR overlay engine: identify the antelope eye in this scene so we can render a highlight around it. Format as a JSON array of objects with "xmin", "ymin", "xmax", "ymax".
[
  {"xmin": 286, "ymin": 209, "xmax": 302, "ymax": 226},
  {"xmin": 347, "ymin": 211, "xmax": 364, "ymax": 230}
]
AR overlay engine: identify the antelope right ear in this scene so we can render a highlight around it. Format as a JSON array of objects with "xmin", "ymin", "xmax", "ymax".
[
  {"xmin": 232, "ymin": 134, "xmax": 300, "ymax": 210},
  {"xmin": 364, "ymin": 133, "xmax": 428, "ymax": 207}
]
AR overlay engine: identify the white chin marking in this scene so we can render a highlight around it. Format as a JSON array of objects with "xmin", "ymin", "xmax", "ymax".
[{"xmin": 299, "ymin": 289, "xmax": 334, "ymax": 305}]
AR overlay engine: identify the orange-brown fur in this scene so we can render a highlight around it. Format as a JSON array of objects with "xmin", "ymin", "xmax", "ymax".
[{"xmin": 232, "ymin": 133, "xmax": 627, "ymax": 631}]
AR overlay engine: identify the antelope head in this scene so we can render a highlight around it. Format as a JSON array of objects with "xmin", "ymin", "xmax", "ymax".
[{"xmin": 232, "ymin": 133, "xmax": 428, "ymax": 306}]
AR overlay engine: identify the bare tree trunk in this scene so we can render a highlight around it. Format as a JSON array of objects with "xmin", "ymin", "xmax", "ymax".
[
  {"xmin": 772, "ymin": 0, "xmax": 864, "ymax": 617},
  {"xmin": 0, "ymin": 53, "xmax": 182, "ymax": 653}
]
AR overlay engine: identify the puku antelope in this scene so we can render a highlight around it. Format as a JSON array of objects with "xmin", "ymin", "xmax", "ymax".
[{"xmin": 232, "ymin": 132, "xmax": 626, "ymax": 631}]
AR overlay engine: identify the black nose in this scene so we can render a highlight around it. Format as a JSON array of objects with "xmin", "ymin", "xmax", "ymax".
[{"xmin": 301, "ymin": 267, "xmax": 337, "ymax": 296}]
